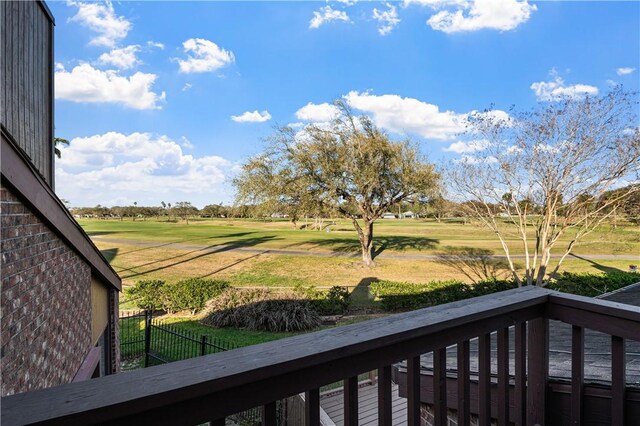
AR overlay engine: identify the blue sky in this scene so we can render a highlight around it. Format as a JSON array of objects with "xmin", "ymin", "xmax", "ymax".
[{"xmin": 50, "ymin": 1, "xmax": 640, "ymax": 208}]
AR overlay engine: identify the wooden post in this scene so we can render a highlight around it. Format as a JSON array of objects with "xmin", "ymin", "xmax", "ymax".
[
  {"xmin": 457, "ymin": 340, "xmax": 471, "ymax": 426},
  {"xmin": 571, "ymin": 326, "xmax": 584, "ymax": 425},
  {"xmin": 305, "ymin": 388, "xmax": 320, "ymax": 426},
  {"xmin": 611, "ymin": 336, "xmax": 626, "ymax": 425},
  {"xmin": 407, "ymin": 356, "xmax": 421, "ymax": 426},
  {"xmin": 378, "ymin": 366, "xmax": 392, "ymax": 426},
  {"xmin": 527, "ymin": 318, "xmax": 548, "ymax": 425}
]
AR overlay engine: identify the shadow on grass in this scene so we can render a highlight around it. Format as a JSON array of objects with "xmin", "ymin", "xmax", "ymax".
[
  {"xmin": 100, "ymin": 248, "xmax": 119, "ymax": 263},
  {"xmin": 86, "ymin": 230, "xmax": 134, "ymax": 237},
  {"xmin": 121, "ymin": 235, "xmax": 281, "ymax": 279},
  {"xmin": 351, "ymin": 277, "xmax": 379, "ymax": 305},
  {"xmin": 198, "ymin": 252, "xmax": 266, "ymax": 279},
  {"xmin": 569, "ymin": 253, "xmax": 625, "ymax": 274},
  {"xmin": 116, "ymin": 232, "xmax": 256, "ymax": 256},
  {"xmin": 433, "ymin": 246, "xmax": 513, "ymax": 283},
  {"xmin": 297, "ymin": 235, "xmax": 440, "ymax": 259}
]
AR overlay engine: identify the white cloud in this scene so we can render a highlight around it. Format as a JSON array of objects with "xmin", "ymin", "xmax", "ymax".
[
  {"xmin": 335, "ymin": 0, "xmax": 357, "ymax": 5},
  {"xmin": 295, "ymin": 102, "xmax": 340, "ymax": 122},
  {"xmin": 457, "ymin": 154, "xmax": 498, "ymax": 164},
  {"xmin": 295, "ymin": 93, "xmax": 510, "ymax": 141},
  {"xmin": 68, "ymin": 1, "xmax": 131, "ymax": 48},
  {"xmin": 426, "ymin": 0, "xmax": 536, "ymax": 33},
  {"xmin": 309, "ymin": 6, "xmax": 351, "ymax": 29},
  {"xmin": 55, "ymin": 64, "xmax": 166, "ymax": 110},
  {"xmin": 147, "ymin": 41, "xmax": 165, "ymax": 50},
  {"xmin": 343, "ymin": 91, "xmax": 465, "ymax": 140},
  {"xmin": 181, "ymin": 83, "xmax": 193, "ymax": 92},
  {"xmin": 373, "ymin": 3, "xmax": 401, "ymax": 36},
  {"xmin": 403, "ymin": 0, "xmax": 468, "ymax": 7},
  {"xmin": 530, "ymin": 71, "xmax": 598, "ymax": 102},
  {"xmin": 56, "ymin": 132, "xmax": 235, "ymax": 207},
  {"xmin": 616, "ymin": 67, "xmax": 636, "ymax": 76},
  {"xmin": 180, "ymin": 136, "xmax": 194, "ymax": 149},
  {"xmin": 231, "ymin": 110, "xmax": 272, "ymax": 123},
  {"xmin": 98, "ymin": 45, "xmax": 140, "ymax": 70},
  {"xmin": 443, "ymin": 139, "xmax": 490, "ymax": 153},
  {"xmin": 176, "ymin": 38, "xmax": 235, "ymax": 74}
]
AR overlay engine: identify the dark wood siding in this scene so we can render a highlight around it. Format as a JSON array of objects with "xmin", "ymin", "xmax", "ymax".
[{"xmin": 1, "ymin": 1, "xmax": 54, "ymax": 186}]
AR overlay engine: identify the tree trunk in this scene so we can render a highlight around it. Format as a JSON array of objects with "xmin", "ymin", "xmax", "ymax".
[
  {"xmin": 360, "ymin": 221, "xmax": 375, "ymax": 267},
  {"xmin": 351, "ymin": 218, "xmax": 375, "ymax": 267}
]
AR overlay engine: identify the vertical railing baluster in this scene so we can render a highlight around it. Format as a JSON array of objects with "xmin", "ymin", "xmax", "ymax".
[
  {"xmin": 514, "ymin": 321, "xmax": 526, "ymax": 426},
  {"xmin": 478, "ymin": 333, "xmax": 491, "ymax": 426},
  {"xmin": 497, "ymin": 327, "xmax": 509, "ymax": 425},
  {"xmin": 457, "ymin": 340, "xmax": 471, "ymax": 426},
  {"xmin": 571, "ymin": 325, "xmax": 584, "ymax": 425},
  {"xmin": 434, "ymin": 347, "xmax": 447, "ymax": 426},
  {"xmin": 262, "ymin": 401, "xmax": 277, "ymax": 426},
  {"xmin": 612, "ymin": 336, "xmax": 626, "ymax": 425},
  {"xmin": 407, "ymin": 355, "xmax": 422, "ymax": 426},
  {"xmin": 344, "ymin": 375, "xmax": 358, "ymax": 426},
  {"xmin": 305, "ymin": 388, "xmax": 320, "ymax": 426},
  {"xmin": 378, "ymin": 365, "xmax": 392, "ymax": 426},
  {"xmin": 527, "ymin": 318, "xmax": 548, "ymax": 426}
]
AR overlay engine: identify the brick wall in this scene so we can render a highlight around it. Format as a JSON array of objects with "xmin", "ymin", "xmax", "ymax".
[{"xmin": 1, "ymin": 185, "xmax": 93, "ymax": 396}]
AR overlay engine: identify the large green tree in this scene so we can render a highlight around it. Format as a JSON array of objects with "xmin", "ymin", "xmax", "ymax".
[{"xmin": 235, "ymin": 103, "xmax": 440, "ymax": 266}]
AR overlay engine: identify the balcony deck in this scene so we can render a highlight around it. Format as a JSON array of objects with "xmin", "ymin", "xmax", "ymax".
[{"xmin": 2, "ymin": 285, "xmax": 640, "ymax": 426}]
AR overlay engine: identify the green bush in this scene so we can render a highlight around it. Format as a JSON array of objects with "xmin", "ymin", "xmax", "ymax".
[
  {"xmin": 370, "ymin": 279, "xmax": 516, "ymax": 311},
  {"xmin": 125, "ymin": 280, "xmax": 166, "ymax": 311},
  {"xmin": 547, "ymin": 271, "xmax": 640, "ymax": 297},
  {"xmin": 295, "ymin": 285, "xmax": 352, "ymax": 315},
  {"xmin": 371, "ymin": 271, "xmax": 640, "ymax": 312},
  {"xmin": 203, "ymin": 289, "xmax": 321, "ymax": 332},
  {"xmin": 163, "ymin": 279, "xmax": 230, "ymax": 314}
]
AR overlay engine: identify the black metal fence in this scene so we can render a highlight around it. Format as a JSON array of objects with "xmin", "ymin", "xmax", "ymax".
[
  {"xmin": 119, "ymin": 312, "xmax": 296, "ymax": 425},
  {"xmin": 119, "ymin": 311, "xmax": 237, "ymax": 368}
]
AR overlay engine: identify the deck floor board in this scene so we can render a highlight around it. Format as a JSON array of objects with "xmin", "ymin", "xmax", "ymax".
[{"xmin": 320, "ymin": 382, "xmax": 407, "ymax": 426}]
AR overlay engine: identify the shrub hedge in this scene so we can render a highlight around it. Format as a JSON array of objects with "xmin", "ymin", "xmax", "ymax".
[
  {"xmin": 294, "ymin": 285, "xmax": 351, "ymax": 315},
  {"xmin": 370, "ymin": 271, "xmax": 639, "ymax": 312},
  {"xmin": 370, "ymin": 279, "xmax": 516, "ymax": 311},
  {"xmin": 125, "ymin": 279, "xmax": 166, "ymax": 311},
  {"xmin": 546, "ymin": 271, "xmax": 639, "ymax": 297},
  {"xmin": 126, "ymin": 278, "xmax": 229, "ymax": 314}
]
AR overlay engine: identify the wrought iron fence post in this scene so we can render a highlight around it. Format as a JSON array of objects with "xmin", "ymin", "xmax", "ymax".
[
  {"xmin": 200, "ymin": 335, "xmax": 207, "ymax": 356},
  {"xmin": 144, "ymin": 310, "xmax": 152, "ymax": 368}
]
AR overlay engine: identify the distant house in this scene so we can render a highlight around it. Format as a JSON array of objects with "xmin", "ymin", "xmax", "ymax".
[
  {"xmin": 401, "ymin": 211, "xmax": 416, "ymax": 219},
  {"xmin": 381, "ymin": 213, "xmax": 397, "ymax": 219},
  {"xmin": 1, "ymin": 1, "xmax": 121, "ymax": 397}
]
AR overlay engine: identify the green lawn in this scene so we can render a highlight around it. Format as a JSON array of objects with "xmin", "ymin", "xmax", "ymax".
[
  {"xmin": 82, "ymin": 217, "xmax": 640, "ymax": 256},
  {"xmin": 82, "ymin": 218, "xmax": 639, "ymax": 293}
]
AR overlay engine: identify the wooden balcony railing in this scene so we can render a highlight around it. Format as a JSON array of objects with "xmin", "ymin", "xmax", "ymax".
[{"xmin": 2, "ymin": 286, "xmax": 639, "ymax": 425}]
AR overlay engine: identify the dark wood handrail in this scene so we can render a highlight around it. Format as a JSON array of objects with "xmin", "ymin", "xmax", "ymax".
[
  {"xmin": 1, "ymin": 286, "xmax": 550, "ymax": 425},
  {"xmin": 547, "ymin": 291, "xmax": 640, "ymax": 340}
]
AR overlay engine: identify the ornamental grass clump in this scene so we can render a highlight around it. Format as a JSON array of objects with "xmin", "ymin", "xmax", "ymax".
[{"xmin": 203, "ymin": 288, "xmax": 321, "ymax": 332}]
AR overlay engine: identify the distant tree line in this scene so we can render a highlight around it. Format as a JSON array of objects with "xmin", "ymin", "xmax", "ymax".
[
  {"xmin": 68, "ymin": 185, "xmax": 638, "ymax": 226},
  {"xmin": 70, "ymin": 202, "xmax": 238, "ymax": 222}
]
